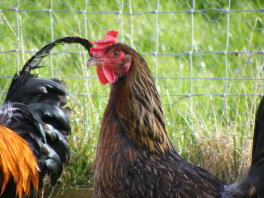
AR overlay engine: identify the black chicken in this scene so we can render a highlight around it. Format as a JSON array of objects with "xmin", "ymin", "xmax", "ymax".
[{"xmin": 0, "ymin": 37, "xmax": 92, "ymax": 198}]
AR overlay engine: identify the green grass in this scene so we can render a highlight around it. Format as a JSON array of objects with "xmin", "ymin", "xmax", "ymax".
[{"xmin": 0, "ymin": 0, "xmax": 264, "ymax": 191}]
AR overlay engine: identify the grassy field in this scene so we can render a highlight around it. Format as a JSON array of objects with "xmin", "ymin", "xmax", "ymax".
[{"xmin": 0, "ymin": 0, "xmax": 264, "ymax": 193}]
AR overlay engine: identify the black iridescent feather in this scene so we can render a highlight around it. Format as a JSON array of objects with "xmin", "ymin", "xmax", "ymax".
[
  {"xmin": 223, "ymin": 96, "xmax": 264, "ymax": 198},
  {"xmin": 0, "ymin": 36, "xmax": 92, "ymax": 197}
]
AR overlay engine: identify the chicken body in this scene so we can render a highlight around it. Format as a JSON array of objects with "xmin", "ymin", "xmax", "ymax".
[
  {"xmin": 93, "ymin": 49, "xmax": 223, "ymax": 198},
  {"xmin": 95, "ymin": 107, "xmax": 224, "ymax": 198},
  {"xmin": 0, "ymin": 36, "xmax": 92, "ymax": 197},
  {"xmin": 88, "ymin": 31, "xmax": 264, "ymax": 198}
]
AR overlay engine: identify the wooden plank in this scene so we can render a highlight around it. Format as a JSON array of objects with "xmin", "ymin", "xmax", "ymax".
[
  {"xmin": 44, "ymin": 187, "xmax": 93, "ymax": 198},
  {"xmin": 60, "ymin": 188, "xmax": 93, "ymax": 198}
]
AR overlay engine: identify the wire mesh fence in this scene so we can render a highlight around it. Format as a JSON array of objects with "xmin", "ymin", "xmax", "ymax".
[
  {"xmin": 0, "ymin": 2, "xmax": 263, "ymax": 89},
  {"xmin": 0, "ymin": 0, "xmax": 264, "ymax": 185}
]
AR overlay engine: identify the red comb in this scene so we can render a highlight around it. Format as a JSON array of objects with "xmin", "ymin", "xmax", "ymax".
[{"xmin": 90, "ymin": 30, "xmax": 119, "ymax": 56}]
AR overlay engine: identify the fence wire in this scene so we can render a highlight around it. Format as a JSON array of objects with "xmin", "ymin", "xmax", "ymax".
[
  {"xmin": 0, "ymin": 0, "xmax": 264, "ymax": 130},
  {"xmin": 1, "ymin": 2, "xmax": 264, "ymax": 188},
  {"xmin": 0, "ymin": 3, "xmax": 263, "ymax": 85}
]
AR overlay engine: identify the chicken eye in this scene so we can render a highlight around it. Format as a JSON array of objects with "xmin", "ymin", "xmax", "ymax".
[{"xmin": 112, "ymin": 50, "xmax": 119, "ymax": 56}]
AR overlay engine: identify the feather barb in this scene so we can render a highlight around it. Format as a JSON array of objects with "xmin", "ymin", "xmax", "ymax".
[{"xmin": 0, "ymin": 125, "xmax": 39, "ymax": 198}]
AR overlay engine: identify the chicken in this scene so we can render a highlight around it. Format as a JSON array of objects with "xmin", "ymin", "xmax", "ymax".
[
  {"xmin": 86, "ymin": 30, "xmax": 264, "ymax": 198},
  {"xmin": 0, "ymin": 36, "xmax": 92, "ymax": 198}
]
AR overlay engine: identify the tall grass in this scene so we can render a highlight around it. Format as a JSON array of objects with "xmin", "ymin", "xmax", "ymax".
[{"xmin": 0, "ymin": 0, "xmax": 264, "ymax": 189}]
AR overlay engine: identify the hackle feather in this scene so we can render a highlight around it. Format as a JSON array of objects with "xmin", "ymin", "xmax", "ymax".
[
  {"xmin": 0, "ymin": 125, "xmax": 38, "ymax": 198},
  {"xmin": 93, "ymin": 42, "xmax": 264, "ymax": 198}
]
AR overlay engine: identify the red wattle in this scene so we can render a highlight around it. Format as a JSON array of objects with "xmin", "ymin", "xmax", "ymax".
[
  {"xmin": 102, "ymin": 66, "xmax": 116, "ymax": 83},
  {"xmin": 96, "ymin": 67, "xmax": 108, "ymax": 85}
]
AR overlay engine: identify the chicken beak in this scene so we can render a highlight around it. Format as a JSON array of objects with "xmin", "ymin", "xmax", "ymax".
[{"xmin": 86, "ymin": 56, "xmax": 97, "ymax": 67}]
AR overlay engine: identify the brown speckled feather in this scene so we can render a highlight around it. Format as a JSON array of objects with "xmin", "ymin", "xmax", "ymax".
[
  {"xmin": 93, "ymin": 43, "xmax": 264, "ymax": 198},
  {"xmin": 93, "ymin": 44, "xmax": 224, "ymax": 198}
]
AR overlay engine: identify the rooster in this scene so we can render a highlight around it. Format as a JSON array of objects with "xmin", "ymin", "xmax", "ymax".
[
  {"xmin": 0, "ymin": 36, "xmax": 92, "ymax": 198},
  {"xmin": 86, "ymin": 30, "xmax": 264, "ymax": 198}
]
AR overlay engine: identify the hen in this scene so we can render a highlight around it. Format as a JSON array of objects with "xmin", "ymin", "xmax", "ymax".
[
  {"xmin": 87, "ymin": 30, "xmax": 264, "ymax": 198},
  {"xmin": 0, "ymin": 36, "xmax": 92, "ymax": 198}
]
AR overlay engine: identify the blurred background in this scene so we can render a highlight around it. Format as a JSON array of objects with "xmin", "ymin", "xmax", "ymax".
[{"xmin": 0, "ymin": 0, "xmax": 263, "ymax": 196}]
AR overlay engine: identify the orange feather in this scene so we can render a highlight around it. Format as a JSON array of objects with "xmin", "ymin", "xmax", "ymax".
[{"xmin": 0, "ymin": 125, "xmax": 39, "ymax": 198}]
